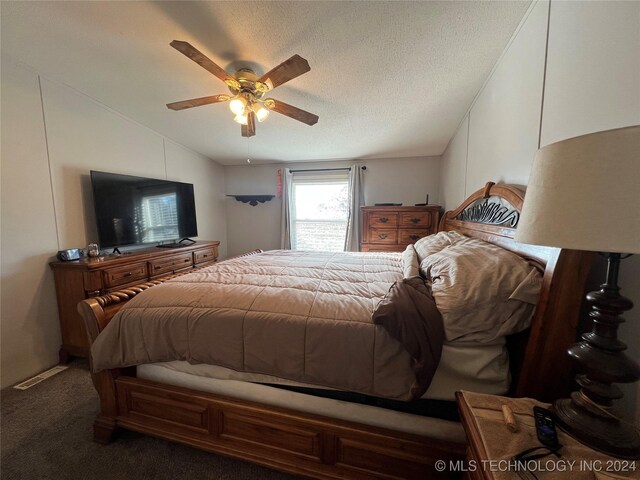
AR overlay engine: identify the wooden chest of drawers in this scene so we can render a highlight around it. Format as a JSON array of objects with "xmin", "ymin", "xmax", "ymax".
[
  {"xmin": 360, "ymin": 206, "xmax": 440, "ymax": 252},
  {"xmin": 50, "ymin": 241, "xmax": 219, "ymax": 361}
]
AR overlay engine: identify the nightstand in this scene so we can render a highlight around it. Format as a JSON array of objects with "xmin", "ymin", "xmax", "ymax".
[{"xmin": 455, "ymin": 391, "xmax": 638, "ymax": 480}]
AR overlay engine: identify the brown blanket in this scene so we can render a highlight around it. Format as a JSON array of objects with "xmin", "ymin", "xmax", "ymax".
[
  {"xmin": 372, "ymin": 277, "xmax": 445, "ymax": 399},
  {"xmin": 91, "ymin": 250, "xmax": 443, "ymax": 401}
]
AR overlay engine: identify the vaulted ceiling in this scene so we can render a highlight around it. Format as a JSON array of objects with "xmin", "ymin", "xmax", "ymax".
[{"xmin": 1, "ymin": 1, "xmax": 530, "ymax": 165}]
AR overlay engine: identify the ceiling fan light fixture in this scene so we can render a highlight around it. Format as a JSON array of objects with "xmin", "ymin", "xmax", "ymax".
[
  {"xmin": 234, "ymin": 112, "xmax": 249, "ymax": 125},
  {"xmin": 229, "ymin": 96, "xmax": 247, "ymax": 115},
  {"xmin": 254, "ymin": 104, "xmax": 270, "ymax": 122}
]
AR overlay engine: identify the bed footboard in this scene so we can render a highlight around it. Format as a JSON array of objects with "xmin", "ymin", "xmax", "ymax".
[{"xmin": 108, "ymin": 376, "xmax": 464, "ymax": 479}]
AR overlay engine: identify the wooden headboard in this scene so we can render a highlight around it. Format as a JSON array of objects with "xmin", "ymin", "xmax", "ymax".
[{"xmin": 438, "ymin": 182, "xmax": 592, "ymax": 401}]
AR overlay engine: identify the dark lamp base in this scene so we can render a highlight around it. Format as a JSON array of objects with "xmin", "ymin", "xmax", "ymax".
[
  {"xmin": 552, "ymin": 253, "xmax": 640, "ymax": 460},
  {"xmin": 554, "ymin": 396, "xmax": 640, "ymax": 459}
]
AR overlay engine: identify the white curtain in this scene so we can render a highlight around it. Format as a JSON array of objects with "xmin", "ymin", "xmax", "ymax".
[
  {"xmin": 344, "ymin": 165, "xmax": 365, "ymax": 251},
  {"xmin": 280, "ymin": 168, "xmax": 293, "ymax": 249}
]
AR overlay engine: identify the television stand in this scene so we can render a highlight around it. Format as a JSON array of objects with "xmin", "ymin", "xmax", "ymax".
[
  {"xmin": 49, "ymin": 240, "xmax": 220, "ymax": 360},
  {"xmin": 156, "ymin": 238, "xmax": 196, "ymax": 249}
]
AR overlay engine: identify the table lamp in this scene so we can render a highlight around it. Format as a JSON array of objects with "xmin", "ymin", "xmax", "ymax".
[{"xmin": 515, "ymin": 125, "xmax": 640, "ymax": 459}]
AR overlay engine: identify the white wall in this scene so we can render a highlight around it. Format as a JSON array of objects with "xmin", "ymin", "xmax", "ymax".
[
  {"xmin": 225, "ymin": 156, "xmax": 441, "ymax": 257},
  {"xmin": 439, "ymin": 0, "xmax": 640, "ymax": 422},
  {"xmin": 165, "ymin": 140, "xmax": 227, "ymax": 252},
  {"xmin": 1, "ymin": 60, "xmax": 61, "ymax": 389},
  {"xmin": 465, "ymin": 0, "xmax": 548, "ymax": 193},
  {"xmin": 0, "ymin": 58, "xmax": 227, "ymax": 388},
  {"xmin": 541, "ymin": 1, "xmax": 640, "ymax": 146},
  {"xmin": 439, "ymin": 115, "xmax": 468, "ymax": 210}
]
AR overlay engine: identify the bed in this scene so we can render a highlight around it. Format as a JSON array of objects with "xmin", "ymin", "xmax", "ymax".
[{"xmin": 79, "ymin": 182, "xmax": 593, "ymax": 479}]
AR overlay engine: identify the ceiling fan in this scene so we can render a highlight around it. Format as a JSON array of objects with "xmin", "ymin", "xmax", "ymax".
[{"xmin": 166, "ymin": 40, "xmax": 319, "ymax": 137}]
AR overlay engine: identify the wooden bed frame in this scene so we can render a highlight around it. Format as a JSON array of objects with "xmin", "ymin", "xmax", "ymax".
[{"xmin": 78, "ymin": 182, "xmax": 593, "ymax": 480}]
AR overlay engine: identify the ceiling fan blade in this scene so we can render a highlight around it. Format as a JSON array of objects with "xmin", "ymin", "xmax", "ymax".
[
  {"xmin": 170, "ymin": 40, "xmax": 234, "ymax": 84},
  {"xmin": 258, "ymin": 55, "xmax": 310, "ymax": 90},
  {"xmin": 265, "ymin": 99, "xmax": 318, "ymax": 126},
  {"xmin": 241, "ymin": 111, "xmax": 256, "ymax": 137},
  {"xmin": 166, "ymin": 95, "xmax": 230, "ymax": 111}
]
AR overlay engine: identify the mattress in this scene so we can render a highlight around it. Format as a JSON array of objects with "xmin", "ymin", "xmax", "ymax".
[
  {"xmin": 136, "ymin": 361, "xmax": 467, "ymax": 443},
  {"xmin": 138, "ymin": 340, "xmax": 508, "ymax": 400}
]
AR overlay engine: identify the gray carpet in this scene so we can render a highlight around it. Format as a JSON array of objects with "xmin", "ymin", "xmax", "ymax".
[{"xmin": 1, "ymin": 361, "xmax": 300, "ymax": 479}]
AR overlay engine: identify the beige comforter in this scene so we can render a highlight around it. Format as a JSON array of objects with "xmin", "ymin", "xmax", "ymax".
[{"xmin": 91, "ymin": 250, "xmax": 426, "ymax": 401}]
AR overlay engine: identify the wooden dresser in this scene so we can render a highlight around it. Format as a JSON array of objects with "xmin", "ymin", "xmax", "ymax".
[
  {"xmin": 50, "ymin": 241, "xmax": 219, "ymax": 361},
  {"xmin": 361, "ymin": 206, "xmax": 440, "ymax": 252}
]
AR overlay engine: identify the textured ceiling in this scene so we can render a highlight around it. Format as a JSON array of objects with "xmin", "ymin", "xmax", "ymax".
[{"xmin": 1, "ymin": 1, "xmax": 530, "ymax": 165}]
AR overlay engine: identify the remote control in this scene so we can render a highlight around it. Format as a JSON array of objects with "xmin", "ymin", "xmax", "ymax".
[{"xmin": 533, "ymin": 406, "xmax": 560, "ymax": 449}]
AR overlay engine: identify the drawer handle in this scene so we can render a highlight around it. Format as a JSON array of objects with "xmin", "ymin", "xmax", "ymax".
[
  {"xmin": 378, "ymin": 233, "xmax": 388, "ymax": 239},
  {"xmin": 202, "ymin": 254, "xmax": 208, "ymax": 258},
  {"xmin": 379, "ymin": 217, "xmax": 389, "ymax": 223},
  {"xmin": 410, "ymin": 218, "xmax": 421, "ymax": 224},
  {"xmin": 123, "ymin": 272, "xmax": 132, "ymax": 277},
  {"xmin": 410, "ymin": 235, "xmax": 420, "ymax": 241}
]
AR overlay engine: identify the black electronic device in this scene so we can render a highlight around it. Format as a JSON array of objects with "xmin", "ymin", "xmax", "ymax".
[
  {"xmin": 90, "ymin": 171, "xmax": 198, "ymax": 248},
  {"xmin": 56, "ymin": 248, "xmax": 84, "ymax": 261},
  {"xmin": 533, "ymin": 406, "xmax": 560, "ymax": 449}
]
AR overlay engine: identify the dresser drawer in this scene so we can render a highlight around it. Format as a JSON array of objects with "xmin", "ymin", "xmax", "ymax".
[
  {"xmin": 361, "ymin": 244, "xmax": 402, "ymax": 252},
  {"xmin": 194, "ymin": 248, "xmax": 216, "ymax": 265},
  {"xmin": 369, "ymin": 212, "xmax": 398, "ymax": 228},
  {"xmin": 399, "ymin": 229, "xmax": 430, "ymax": 244},
  {"xmin": 149, "ymin": 252, "xmax": 193, "ymax": 276},
  {"xmin": 104, "ymin": 262, "xmax": 148, "ymax": 288},
  {"xmin": 369, "ymin": 228, "xmax": 398, "ymax": 244},
  {"xmin": 399, "ymin": 212, "xmax": 433, "ymax": 228}
]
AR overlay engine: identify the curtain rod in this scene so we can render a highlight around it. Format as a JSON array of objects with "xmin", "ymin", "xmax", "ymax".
[{"xmin": 289, "ymin": 166, "xmax": 366, "ymax": 173}]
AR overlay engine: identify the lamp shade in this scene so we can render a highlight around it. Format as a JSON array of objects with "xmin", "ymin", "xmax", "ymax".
[{"xmin": 515, "ymin": 125, "xmax": 640, "ymax": 254}]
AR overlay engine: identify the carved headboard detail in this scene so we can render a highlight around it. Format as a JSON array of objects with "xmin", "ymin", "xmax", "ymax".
[
  {"xmin": 437, "ymin": 182, "xmax": 550, "ymax": 262},
  {"xmin": 437, "ymin": 181, "xmax": 593, "ymax": 401},
  {"xmin": 454, "ymin": 195, "xmax": 520, "ymax": 227},
  {"xmin": 441, "ymin": 182, "xmax": 524, "ymax": 228}
]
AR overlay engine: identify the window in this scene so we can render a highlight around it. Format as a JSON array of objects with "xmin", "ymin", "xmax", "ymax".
[
  {"xmin": 290, "ymin": 174, "xmax": 349, "ymax": 251},
  {"xmin": 140, "ymin": 192, "xmax": 179, "ymax": 242}
]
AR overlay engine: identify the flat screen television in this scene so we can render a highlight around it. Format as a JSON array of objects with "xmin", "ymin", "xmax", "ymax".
[{"xmin": 90, "ymin": 170, "xmax": 198, "ymax": 248}]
